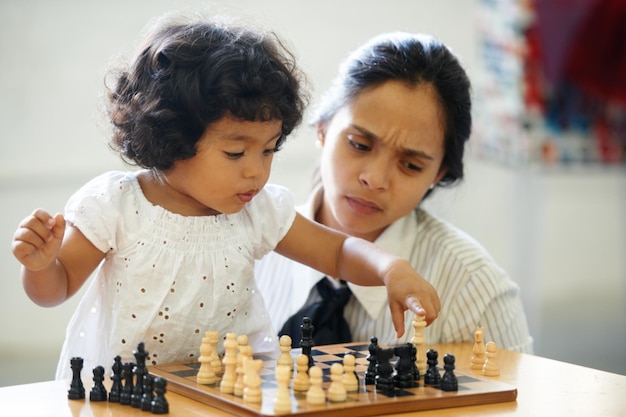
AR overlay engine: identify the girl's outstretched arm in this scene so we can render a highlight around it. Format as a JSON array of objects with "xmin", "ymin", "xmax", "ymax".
[
  {"xmin": 12, "ymin": 209, "xmax": 105, "ymax": 307},
  {"xmin": 274, "ymin": 213, "xmax": 441, "ymax": 337}
]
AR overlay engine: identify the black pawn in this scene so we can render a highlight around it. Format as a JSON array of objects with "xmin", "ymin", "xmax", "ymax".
[
  {"xmin": 151, "ymin": 377, "xmax": 169, "ymax": 414},
  {"xmin": 68, "ymin": 357, "xmax": 85, "ymax": 400},
  {"xmin": 364, "ymin": 336, "xmax": 379, "ymax": 385},
  {"xmin": 141, "ymin": 374, "xmax": 155, "ymax": 411},
  {"xmin": 300, "ymin": 316, "xmax": 315, "ymax": 368},
  {"xmin": 119, "ymin": 362, "xmax": 135, "ymax": 405},
  {"xmin": 424, "ymin": 349, "xmax": 441, "ymax": 386},
  {"xmin": 440, "ymin": 353, "xmax": 458, "ymax": 392},
  {"xmin": 89, "ymin": 365, "xmax": 108, "ymax": 401},
  {"xmin": 109, "ymin": 355, "xmax": 123, "ymax": 402}
]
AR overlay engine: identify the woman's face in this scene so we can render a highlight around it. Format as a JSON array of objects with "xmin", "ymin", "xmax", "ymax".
[{"xmin": 316, "ymin": 80, "xmax": 447, "ymax": 241}]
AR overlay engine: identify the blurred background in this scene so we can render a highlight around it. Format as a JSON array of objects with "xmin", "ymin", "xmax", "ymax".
[{"xmin": 1, "ymin": 0, "xmax": 624, "ymax": 386}]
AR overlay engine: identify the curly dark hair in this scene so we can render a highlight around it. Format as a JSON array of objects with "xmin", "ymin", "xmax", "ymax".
[
  {"xmin": 312, "ymin": 32, "xmax": 471, "ymax": 190},
  {"xmin": 106, "ymin": 17, "xmax": 306, "ymax": 171}
]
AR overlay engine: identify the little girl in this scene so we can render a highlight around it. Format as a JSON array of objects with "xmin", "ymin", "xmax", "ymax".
[{"xmin": 11, "ymin": 13, "xmax": 440, "ymax": 380}]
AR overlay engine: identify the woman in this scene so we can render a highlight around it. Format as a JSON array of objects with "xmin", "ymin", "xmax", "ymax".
[{"xmin": 255, "ymin": 32, "xmax": 532, "ymax": 352}]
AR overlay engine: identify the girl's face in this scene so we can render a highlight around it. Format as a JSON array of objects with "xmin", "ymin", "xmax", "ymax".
[
  {"xmin": 157, "ymin": 114, "xmax": 283, "ymax": 216},
  {"xmin": 316, "ymin": 80, "xmax": 447, "ymax": 241}
]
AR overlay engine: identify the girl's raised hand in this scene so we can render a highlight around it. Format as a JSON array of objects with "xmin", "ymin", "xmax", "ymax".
[
  {"xmin": 12, "ymin": 209, "xmax": 66, "ymax": 271},
  {"xmin": 383, "ymin": 261, "xmax": 441, "ymax": 338}
]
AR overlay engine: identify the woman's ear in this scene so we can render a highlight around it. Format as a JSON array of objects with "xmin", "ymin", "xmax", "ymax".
[
  {"xmin": 434, "ymin": 166, "xmax": 448, "ymax": 185},
  {"xmin": 315, "ymin": 122, "xmax": 327, "ymax": 148}
]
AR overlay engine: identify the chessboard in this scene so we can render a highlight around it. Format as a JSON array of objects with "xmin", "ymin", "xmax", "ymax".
[{"xmin": 148, "ymin": 341, "xmax": 517, "ymax": 417}]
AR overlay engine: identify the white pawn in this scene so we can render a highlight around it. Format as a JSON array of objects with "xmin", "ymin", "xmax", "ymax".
[
  {"xmin": 293, "ymin": 354, "xmax": 310, "ymax": 392},
  {"xmin": 235, "ymin": 344, "xmax": 252, "ymax": 397},
  {"xmin": 328, "ymin": 363, "xmax": 347, "ymax": 402},
  {"xmin": 206, "ymin": 330, "xmax": 222, "ymax": 374},
  {"xmin": 471, "ymin": 326, "xmax": 486, "ymax": 371},
  {"xmin": 306, "ymin": 366, "xmax": 325, "ymax": 405},
  {"xmin": 273, "ymin": 365, "xmax": 292, "ymax": 413},
  {"xmin": 243, "ymin": 357, "xmax": 263, "ymax": 404},
  {"xmin": 220, "ymin": 332, "xmax": 237, "ymax": 394},
  {"xmin": 342, "ymin": 353, "xmax": 359, "ymax": 393},
  {"xmin": 482, "ymin": 341, "xmax": 500, "ymax": 377},
  {"xmin": 197, "ymin": 332, "xmax": 217, "ymax": 384},
  {"xmin": 277, "ymin": 335, "xmax": 294, "ymax": 372}
]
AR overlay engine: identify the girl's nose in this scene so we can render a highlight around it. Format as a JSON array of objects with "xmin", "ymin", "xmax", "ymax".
[{"xmin": 358, "ymin": 159, "xmax": 391, "ymax": 190}]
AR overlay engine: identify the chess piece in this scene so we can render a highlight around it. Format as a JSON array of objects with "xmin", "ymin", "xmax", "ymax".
[
  {"xmin": 424, "ymin": 349, "xmax": 441, "ymax": 386},
  {"xmin": 278, "ymin": 334, "xmax": 294, "ymax": 372},
  {"xmin": 342, "ymin": 352, "xmax": 359, "ymax": 392},
  {"xmin": 197, "ymin": 332, "xmax": 217, "ymax": 385},
  {"xmin": 364, "ymin": 336, "xmax": 379, "ymax": 385},
  {"xmin": 235, "ymin": 344, "xmax": 252, "ymax": 396},
  {"xmin": 109, "ymin": 355, "xmax": 123, "ymax": 402},
  {"xmin": 243, "ymin": 357, "xmax": 263, "ymax": 404},
  {"xmin": 393, "ymin": 343, "xmax": 417, "ymax": 388},
  {"xmin": 131, "ymin": 343, "xmax": 148, "ymax": 408},
  {"xmin": 89, "ymin": 365, "xmax": 108, "ymax": 402},
  {"xmin": 220, "ymin": 332, "xmax": 238, "ymax": 394},
  {"xmin": 300, "ymin": 317, "xmax": 315, "ymax": 368},
  {"xmin": 206, "ymin": 330, "xmax": 222, "ymax": 374},
  {"xmin": 306, "ymin": 365, "xmax": 325, "ymax": 405},
  {"xmin": 150, "ymin": 377, "xmax": 169, "ymax": 414},
  {"xmin": 440, "ymin": 353, "xmax": 458, "ymax": 392},
  {"xmin": 471, "ymin": 326, "xmax": 486, "ymax": 371},
  {"xmin": 375, "ymin": 347, "xmax": 395, "ymax": 393},
  {"xmin": 293, "ymin": 354, "xmax": 311, "ymax": 392},
  {"xmin": 140, "ymin": 374, "xmax": 154, "ymax": 411},
  {"xmin": 67, "ymin": 356, "xmax": 85, "ymax": 400},
  {"xmin": 411, "ymin": 315, "xmax": 427, "ymax": 376},
  {"xmin": 328, "ymin": 363, "xmax": 347, "ymax": 402},
  {"xmin": 482, "ymin": 341, "xmax": 500, "ymax": 376},
  {"xmin": 119, "ymin": 362, "xmax": 135, "ymax": 405},
  {"xmin": 273, "ymin": 365, "xmax": 292, "ymax": 413}
]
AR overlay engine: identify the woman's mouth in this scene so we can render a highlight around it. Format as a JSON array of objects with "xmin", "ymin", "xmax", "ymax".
[{"xmin": 346, "ymin": 196, "xmax": 382, "ymax": 215}]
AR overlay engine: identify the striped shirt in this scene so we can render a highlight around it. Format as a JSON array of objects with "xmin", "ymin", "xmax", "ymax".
[{"xmin": 255, "ymin": 187, "xmax": 533, "ymax": 353}]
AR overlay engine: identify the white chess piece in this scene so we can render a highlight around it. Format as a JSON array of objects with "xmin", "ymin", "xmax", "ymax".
[
  {"xmin": 471, "ymin": 326, "xmax": 486, "ymax": 371},
  {"xmin": 273, "ymin": 365, "xmax": 292, "ymax": 413},
  {"xmin": 197, "ymin": 332, "xmax": 217, "ymax": 384},
  {"xmin": 482, "ymin": 341, "xmax": 500, "ymax": 376},
  {"xmin": 293, "ymin": 354, "xmax": 311, "ymax": 392},
  {"xmin": 342, "ymin": 353, "xmax": 359, "ymax": 392},
  {"xmin": 328, "ymin": 363, "xmax": 347, "ymax": 402},
  {"xmin": 306, "ymin": 366, "xmax": 325, "ymax": 405}
]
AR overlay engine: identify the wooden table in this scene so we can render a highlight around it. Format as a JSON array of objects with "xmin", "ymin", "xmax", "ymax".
[{"xmin": 1, "ymin": 343, "xmax": 625, "ymax": 416}]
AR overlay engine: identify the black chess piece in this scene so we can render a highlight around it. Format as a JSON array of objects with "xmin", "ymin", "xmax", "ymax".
[
  {"xmin": 440, "ymin": 353, "xmax": 458, "ymax": 392},
  {"xmin": 140, "ymin": 374, "xmax": 154, "ymax": 411},
  {"xmin": 374, "ymin": 347, "xmax": 395, "ymax": 393},
  {"xmin": 89, "ymin": 365, "xmax": 108, "ymax": 401},
  {"xmin": 67, "ymin": 357, "xmax": 85, "ymax": 400},
  {"xmin": 119, "ymin": 362, "xmax": 135, "ymax": 405},
  {"xmin": 300, "ymin": 316, "xmax": 315, "ymax": 368},
  {"xmin": 393, "ymin": 343, "xmax": 418, "ymax": 388},
  {"xmin": 151, "ymin": 377, "xmax": 169, "ymax": 414},
  {"xmin": 131, "ymin": 342, "xmax": 149, "ymax": 408},
  {"xmin": 364, "ymin": 336, "xmax": 379, "ymax": 385},
  {"xmin": 424, "ymin": 349, "xmax": 441, "ymax": 386},
  {"xmin": 109, "ymin": 355, "xmax": 123, "ymax": 402}
]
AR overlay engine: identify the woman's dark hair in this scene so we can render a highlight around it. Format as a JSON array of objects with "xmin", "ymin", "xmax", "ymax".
[
  {"xmin": 106, "ymin": 16, "xmax": 306, "ymax": 171},
  {"xmin": 312, "ymin": 32, "xmax": 471, "ymax": 188}
]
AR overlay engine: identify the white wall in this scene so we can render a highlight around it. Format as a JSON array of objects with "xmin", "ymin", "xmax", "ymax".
[{"xmin": 1, "ymin": 0, "xmax": 624, "ymax": 386}]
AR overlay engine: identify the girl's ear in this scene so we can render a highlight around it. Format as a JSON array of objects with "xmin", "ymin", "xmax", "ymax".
[{"xmin": 315, "ymin": 122, "xmax": 327, "ymax": 148}]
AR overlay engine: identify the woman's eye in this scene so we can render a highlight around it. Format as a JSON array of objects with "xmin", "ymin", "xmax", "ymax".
[
  {"xmin": 348, "ymin": 139, "xmax": 371, "ymax": 151},
  {"xmin": 404, "ymin": 162, "xmax": 423, "ymax": 172}
]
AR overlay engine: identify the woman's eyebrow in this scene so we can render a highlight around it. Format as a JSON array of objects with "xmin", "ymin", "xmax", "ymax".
[{"xmin": 352, "ymin": 124, "xmax": 434, "ymax": 161}]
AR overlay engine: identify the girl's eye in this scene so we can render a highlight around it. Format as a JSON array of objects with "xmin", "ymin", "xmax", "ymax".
[{"xmin": 225, "ymin": 151, "xmax": 244, "ymax": 159}]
